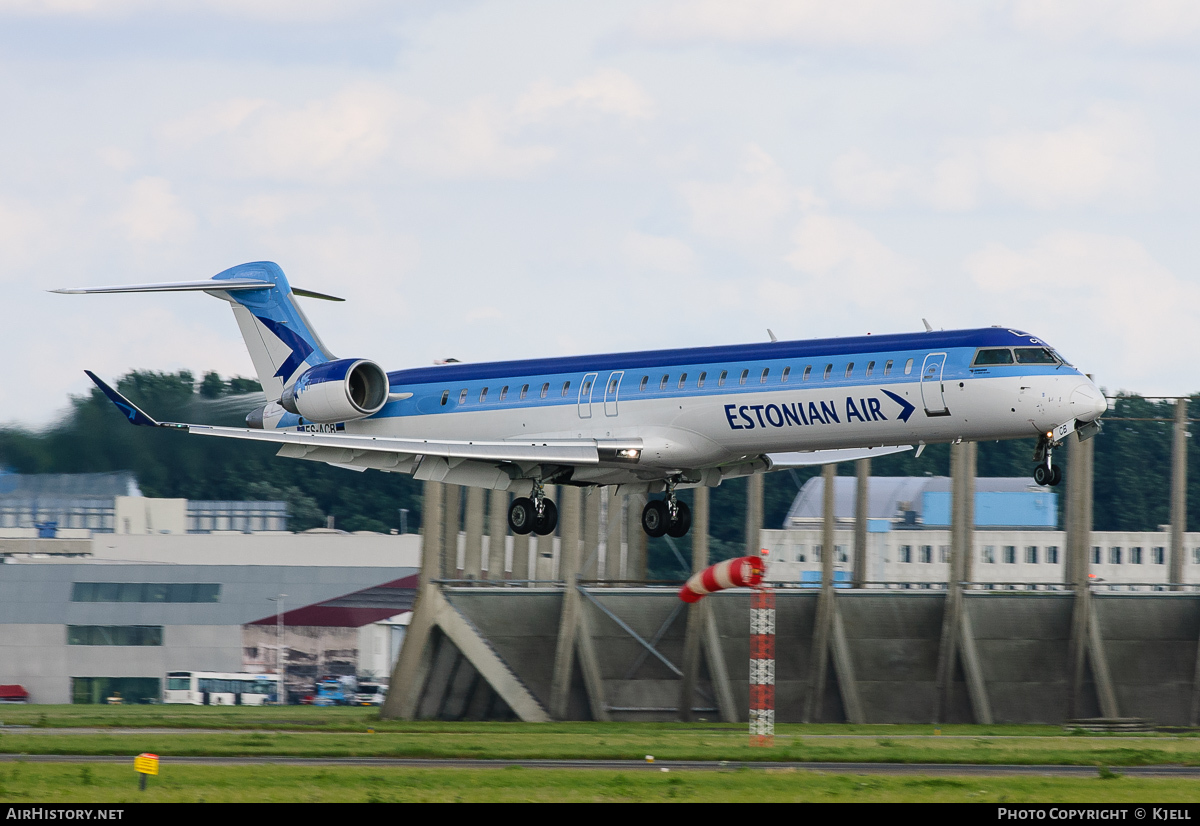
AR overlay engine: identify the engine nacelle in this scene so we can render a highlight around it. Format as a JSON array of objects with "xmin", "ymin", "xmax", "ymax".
[{"xmin": 279, "ymin": 358, "xmax": 389, "ymax": 424}]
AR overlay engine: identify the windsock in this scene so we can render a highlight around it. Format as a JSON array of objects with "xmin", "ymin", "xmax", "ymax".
[{"xmin": 679, "ymin": 556, "xmax": 765, "ymax": 603}]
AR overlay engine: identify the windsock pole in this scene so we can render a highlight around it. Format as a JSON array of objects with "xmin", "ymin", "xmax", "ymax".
[{"xmin": 749, "ymin": 548, "xmax": 775, "ymax": 747}]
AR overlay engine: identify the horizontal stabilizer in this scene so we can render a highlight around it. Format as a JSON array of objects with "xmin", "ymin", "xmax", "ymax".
[
  {"xmin": 52, "ymin": 279, "xmax": 343, "ymax": 300},
  {"xmin": 766, "ymin": 444, "xmax": 913, "ymax": 468}
]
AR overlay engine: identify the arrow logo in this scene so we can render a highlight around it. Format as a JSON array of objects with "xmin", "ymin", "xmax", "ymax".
[{"xmin": 881, "ymin": 389, "xmax": 915, "ymax": 423}]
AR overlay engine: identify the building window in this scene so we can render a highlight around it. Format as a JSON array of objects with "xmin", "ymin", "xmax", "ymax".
[
  {"xmin": 836, "ymin": 545, "xmax": 848, "ymax": 563},
  {"xmin": 1130, "ymin": 546, "xmax": 1143, "ymax": 564},
  {"xmin": 938, "ymin": 545, "xmax": 950, "ymax": 563},
  {"xmin": 793, "ymin": 545, "xmax": 805, "ymax": 562},
  {"xmin": 1003, "ymin": 546, "xmax": 1016, "ymax": 564},
  {"xmin": 72, "ymin": 583, "xmax": 220, "ymax": 603},
  {"xmin": 813, "ymin": 544, "xmax": 823, "ymax": 562},
  {"xmin": 1193, "ymin": 548, "xmax": 1200, "ymax": 565},
  {"xmin": 899, "ymin": 545, "xmax": 912, "ymax": 563},
  {"xmin": 919, "ymin": 545, "xmax": 932, "ymax": 563},
  {"xmin": 1092, "ymin": 546, "xmax": 1102, "ymax": 564},
  {"xmin": 1046, "ymin": 546, "xmax": 1059, "ymax": 564},
  {"xmin": 1109, "ymin": 546, "xmax": 1122, "ymax": 565},
  {"xmin": 982, "ymin": 546, "xmax": 995, "ymax": 564},
  {"xmin": 68, "ymin": 626, "xmax": 163, "ymax": 646},
  {"xmin": 1153, "ymin": 546, "xmax": 1166, "ymax": 564}
]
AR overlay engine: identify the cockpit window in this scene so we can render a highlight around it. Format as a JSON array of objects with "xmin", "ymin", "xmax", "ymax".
[
  {"xmin": 1014, "ymin": 347, "xmax": 1059, "ymax": 365},
  {"xmin": 972, "ymin": 348, "xmax": 1015, "ymax": 366}
]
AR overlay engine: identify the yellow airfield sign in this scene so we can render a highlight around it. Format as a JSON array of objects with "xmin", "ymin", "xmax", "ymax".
[{"xmin": 134, "ymin": 753, "xmax": 159, "ymax": 775}]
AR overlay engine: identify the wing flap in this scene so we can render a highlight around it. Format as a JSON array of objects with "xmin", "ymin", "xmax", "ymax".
[{"xmin": 766, "ymin": 444, "xmax": 913, "ymax": 468}]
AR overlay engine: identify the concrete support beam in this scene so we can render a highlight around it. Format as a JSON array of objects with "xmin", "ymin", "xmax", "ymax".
[
  {"xmin": 703, "ymin": 600, "xmax": 739, "ymax": 722},
  {"xmin": 958, "ymin": 606, "xmax": 993, "ymax": 724},
  {"xmin": 604, "ymin": 489, "xmax": 623, "ymax": 581},
  {"xmin": 935, "ymin": 441, "xmax": 969, "ymax": 722},
  {"xmin": 487, "ymin": 489, "xmax": 507, "ymax": 581},
  {"xmin": 679, "ymin": 486, "xmax": 710, "ymax": 721},
  {"xmin": 420, "ymin": 481, "xmax": 444, "ymax": 586},
  {"xmin": 549, "ymin": 486, "xmax": 587, "ymax": 718},
  {"xmin": 745, "ymin": 474, "xmax": 764, "ymax": 556},
  {"xmin": 854, "ymin": 458, "xmax": 869, "ymax": 588},
  {"xmin": 442, "ymin": 484, "xmax": 461, "ymax": 579},
  {"xmin": 1172, "ymin": 398, "xmax": 1188, "ymax": 591},
  {"xmin": 963, "ymin": 442, "xmax": 977, "ymax": 584},
  {"xmin": 511, "ymin": 532, "xmax": 530, "ymax": 582},
  {"xmin": 830, "ymin": 603, "xmax": 864, "ymax": 723},
  {"xmin": 463, "ymin": 486, "xmax": 485, "ymax": 580},
  {"xmin": 582, "ymin": 487, "xmax": 602, "ymax": 580},
  {"xmin": 1067, "ymin": 430, "xmax": 1100, "ymax": 719},
  {"xmin": 625, "ymin": 493, "xmax": 646, "ymax": 582},
  {"xmin": 804, "ymin": 464, "xmax": 838, "ymax": 722}
]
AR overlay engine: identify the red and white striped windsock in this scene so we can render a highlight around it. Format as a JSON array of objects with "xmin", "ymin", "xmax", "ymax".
[{"xmin": 679, "ymin": 556, "xmax": 765, "ymax": 603}]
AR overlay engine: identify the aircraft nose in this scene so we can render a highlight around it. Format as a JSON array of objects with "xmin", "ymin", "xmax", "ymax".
[{"xmin": 1071, "ymin": 382, "xmax": 1107, "ymax": 422}]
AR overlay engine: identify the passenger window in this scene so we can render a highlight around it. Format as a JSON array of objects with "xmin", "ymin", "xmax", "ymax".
[
  {"xmin": 581, "ymin": 379, "xmax": 592, "ymax": 395},
  {"xmin": 760, "ymin": 368, "xmax": 769, "ymax": 383},
  {"xmin": 459, "ymin": 389, "xmax": 468, "ymax": 404},
  {"xmin": 1014, "ymin": 347, "xmax": 1058, "ymax": 365},
  {"xmin": 561, "ymin": 381, "xmax": 571, "ymax": 396},
  {"xmin": 608, "ymin": 378, "xmax": 618, "ymax": 393},
  {"xmin": 678, "ymin": 373, "xmax": 687, "ymax": 389},
  {"xmin": 697, "ymin": 372, "xmax": 707, "ymax": 388},
  {"xmin": 802, "ymin": 365, "xmax": 811, "ymax": 381},
  {"xmin": 660, "ymin": 375, "xmax": 669, "ymax": 390},
  {"xmin": 540, "ymin": 383, "xmax": 549, "ymax": 399},
  {"xmin": 823, "ymin": 364, "xmax": 832, "ymax": 380},
  {"xmin": 904, "ymin": 358, "xmax": 914, "ymax": 375},
  {"xmin": 973, "ymin": 348, "xmax": 1015, "ymax": 366},
  {"xmin": 739, "ymin": 369, "xmax": 749, "ymax": 385},
  {"xmin": 884, "ymin": 360, "xmax": 893, "ymax": 377},
  {"xmin": 781, "ymin": 366, "xmax": 790, "ymax": 383},
  {"xmin": 520, "ymin": 384, "xmax": 529, "ymax": 400},
  {"xmin": 479, "ymin": 387, "xmax": 488, "ymax": 403},
  {"xmin": 499, "ymin": 386, "xmax": 508, "ymax": 401},
  {"xmin": 718, "ymin": 370, "xmax": 727, "ymax": 387},
  {"xmin": 640, "ymin": 376, "xmax": 648, "ymax": 391},
  {"xmin": 865, "ymin": 361, "xmax": 874, "ymax": 377},
  {"xmin": 440, "ymin": 390, "xmax": 449, "ymax": 406},
  {"xmin": 845, "ymin": 362, "xmax": 854, "ymax": 378}
]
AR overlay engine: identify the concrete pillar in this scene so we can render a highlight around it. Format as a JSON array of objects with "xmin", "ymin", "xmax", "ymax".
[
  {"xmin": 822, "ymin": 464, "xmax": 835, "ymax": 584},
  {"xmin": 419, "ymin": 481, "xmax": 444, "ymax": 586},
  {"xmin": 1066, "ymin": 429, "xmax": 1096, "ymax": 719},
  {"xmin": 487, "ymin": 489, "xmax": 507, "ymax": 581},
  {"xmin": 625, "ymin": 493, "xmax": 646, "ymax": 582},
  {"xmin": 558, "ymin": 486, "xmax": 582, "ymax": 583},
  {"xmin": 582, "ymin": 487, "xmax": 601, "ymax": 580},
  {"xmin": 678, "ymin": 485, "xmax": 710, "ymax": 722},
  {"xmin": 511, "ymin": 532, "xmax": 530, "ymax": 582},
  {"xmin": 745, "ymin": 474, "xmax": 764, "ymax": 556},
  {"xmin": 604, "ymin": 489, "xmax": 623, "ymax": 581},
  {"xmin": 534, "ymin": 486, "xmax": 558, "ymax": 581},
  {"xmin": 804, "ymin": 463, "xmax": 838, "ymax": 722},
  {"xmin": 463, "ymin": 487, "xmax": 485, "ymax": 580},
  {"xmin": 963, "ymin": 442, "xmax": 978, "ymax": 584},
  {"xmin": 442, "ymin": 484, "xmax": 461, "ymax": 579},
  {"xmin": 854, "ymin": 459, "xmax": 869, "ymax": 588},
  {"xmin": 950, "ymin": 442, "xmax": 969, "ymax": 588},
  {"xmin": 1172, "ymin": 398, "xmax": 1188, "ymax": 591}
]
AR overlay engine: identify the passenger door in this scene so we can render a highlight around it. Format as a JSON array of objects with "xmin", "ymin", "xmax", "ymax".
[
  {"xmin": 578, "ymin": 372, "xmax": 598, "ymax": 419},
  {"xmin": 920, "ymin": 353, "xmax": 950, "ymax": 416},
  {"xmin": 603, "ymin": 371, "xmax": 623, "ymax": 417}
]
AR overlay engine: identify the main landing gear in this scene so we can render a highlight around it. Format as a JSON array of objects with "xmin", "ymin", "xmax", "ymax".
[
  {"xmin": 508, "ymin": 482, "xmax": 559, "ymax": 536},
  {"xmin": 1033, "ymin": 435, "xmax": 1063, "ymax": 487},
  {"xmin": 641, "ymin": 480, "xmax": 692, "ymax": 538}
]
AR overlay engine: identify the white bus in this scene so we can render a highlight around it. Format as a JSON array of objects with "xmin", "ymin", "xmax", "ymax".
[{"xmin": 164, "ymin": 671, "xmax": 281, "ymax": 705}]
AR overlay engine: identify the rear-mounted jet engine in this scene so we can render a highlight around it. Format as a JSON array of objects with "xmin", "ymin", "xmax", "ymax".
[{"xmin": 279, "ymin": 358, "xmax": 389, "ymax": 424}]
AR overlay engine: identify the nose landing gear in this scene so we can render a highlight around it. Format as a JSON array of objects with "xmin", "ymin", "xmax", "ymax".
[{"xmin": 1033, "ymin": 435, "xmax": 1063, "ymax": 487}]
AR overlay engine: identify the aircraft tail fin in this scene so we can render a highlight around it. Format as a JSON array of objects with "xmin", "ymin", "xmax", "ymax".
[{"xmin": 54, "ymin": 261, "xmax": 341, "ymax": 401}]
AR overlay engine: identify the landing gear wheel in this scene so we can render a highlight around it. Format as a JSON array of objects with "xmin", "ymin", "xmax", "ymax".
[
  {"xmin": 641, "ymin": 499, "xmax": 669, "ymax": 538},
  {"xmin": 667, "ymin": 500, "xmax": 692, "ymax": 538},
  {"xmin": 508, "ymin": 498, "xmax": 536, "ymax": 535},
  {"xmin": 1049, "ymin": 465, "xmax": 1062, "ymax": 486},
  {"xmin": 1033, "ymin": 465, "xmax": 1051, "ymax": 486},
  {"xmin": 533, "ymin": 498, "xmax": 558, "ymax": 536}
]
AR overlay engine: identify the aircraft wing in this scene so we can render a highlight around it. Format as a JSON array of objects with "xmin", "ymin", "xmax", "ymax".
[
  {"xmin": 84, "ymin": 370, "xmax": 620, "ymax": 466},
  {"xmin": 766, "ymin": 445, "xmax": 913, "ymax": 468}
]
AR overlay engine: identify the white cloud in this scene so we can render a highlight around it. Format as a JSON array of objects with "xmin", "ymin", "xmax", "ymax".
[
  {"xmin": 964, "ymin": 231, "xmax": 1200, "ymax": 391},
  {"xmin": 683, "ymin": 145, "xmax": 821, "ymax": 245},
  {"xmin": 516, "ymin": 69, "xmax": 654, "ymax": 121},
  {"xmin": 112, "ymin": 177, "xmax": 195, "ymax": 244},
  {"xmin": 1011, "ymin": 0, "xmax": 1200, "ymax": 45},
  {"xmin": 830, "ymin": 150, "xmax": 920, "ymax": 209},
  {"xmin": 0, "ymin": 0, "xmax": 379, "ymax": 21},
  {"xmin": 0, "ymin": 197, "xmax": 48, "ymax": 277},
  {"xmin": 621, "ymin": 231, "xmax": 698, "ymax": 274},
  {"xmin": 783, "ymin": 213, "xmax": 922, "ymax": 308},
  {"xmin": 635, "ymin": 0, "xmax": 972, "ymax": 48}
]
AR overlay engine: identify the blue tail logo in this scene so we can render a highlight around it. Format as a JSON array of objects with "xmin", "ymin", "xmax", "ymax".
[{"xmin": 881, "ymin": 389, "xmax": 915, "ymax": 422}]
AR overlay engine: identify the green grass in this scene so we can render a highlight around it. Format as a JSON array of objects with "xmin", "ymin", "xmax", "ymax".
[{"xmin": 0, "ymin": 762, "xmax": 1196, "ymax": 803}]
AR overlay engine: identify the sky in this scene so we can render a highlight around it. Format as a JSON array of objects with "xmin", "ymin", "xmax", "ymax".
[{"xmin": 3, "ymin": 0, "xmax": 1199, "ymax": 427}]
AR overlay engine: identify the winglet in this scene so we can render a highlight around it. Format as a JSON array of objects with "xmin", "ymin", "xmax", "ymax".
[{"xmin": 84, "ymin": 371, "xmax": 162, "ymax": 427}]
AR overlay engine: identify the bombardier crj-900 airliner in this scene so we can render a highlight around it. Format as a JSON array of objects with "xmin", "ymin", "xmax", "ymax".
[{"xmin": 57, "ymin": 261, "xmax": 1108, "ymax": 539}]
